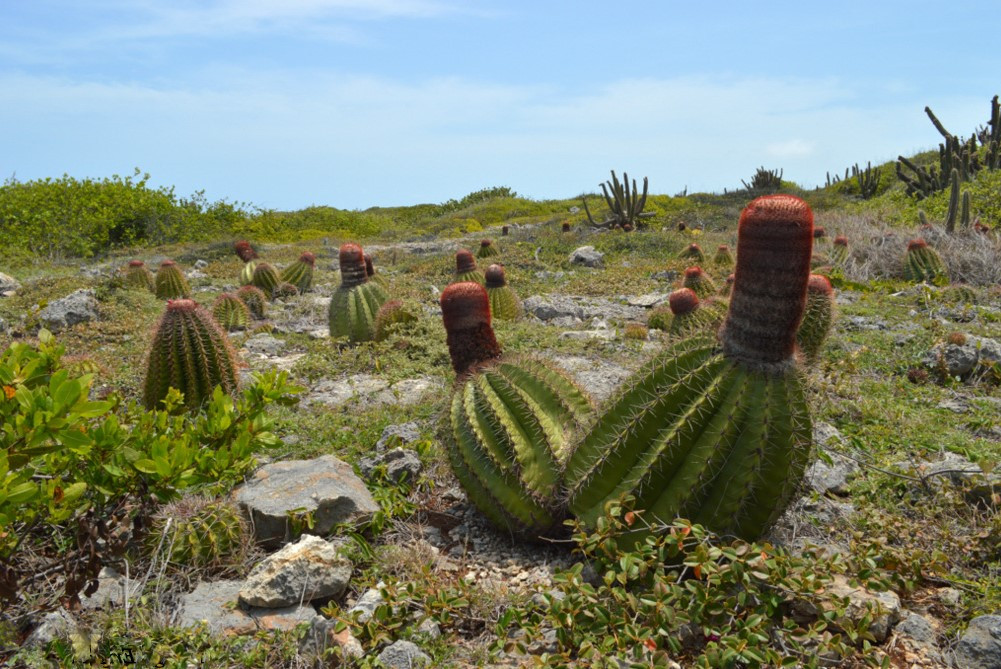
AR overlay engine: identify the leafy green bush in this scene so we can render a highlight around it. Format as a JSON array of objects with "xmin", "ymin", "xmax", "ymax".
[{"xmin": 0, "ymin": 331, "xmax": 300, "ymax": 605}]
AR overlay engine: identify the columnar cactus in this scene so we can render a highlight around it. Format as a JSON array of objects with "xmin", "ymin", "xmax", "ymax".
[
  {"xmin": 831, "ymin": 236, "xmax": 849, "ymax": 265},
  {"xmin": 329, "ymin": 243, "xmax": 389, "ymax": 342},
  {"xmin": 567, "ymin": 194, "xmax": 815, "ymax": 543},
  {"xmin": 453, "ymin": 249, "xmax": 485, "ymax": 285},
  {"xmin": 679, "ymin": 243, "xmax": 704, "ymax": 261},
  {"xmin": 237, "ymin": 285, "xmax": 267, "ymax": 319},
  {"xmin": 713, "ymin": 245, "xmax": 734, "ymax": 267},
  {"xmin": 681, "ymin": 266, "xmax": 717, "ymax": 298},
  {"xmin": 280, "ymin": 252, "xmax": 315, "ymax": 293},
  {"xmin": 374, "ymin": 299, "xmax": 420, "ymax": 342},
  {"xmin": 252, "ymin": 262, "xmax": 281, "ymax": 296},
  {"xmin": 143, "ymin": 299, "xmax": 239, "ymax": 411},
  {"xmin": 155, "ymin": 260, "xmax": 191, "ymax": 300},
  {"xmin": 484, "ymin": 264, "xmax": 522, "ymax": 321},
  {"xmin": 212, "ymin": 293, "xmax": 250, "ymax": 331},
  {"xmin": 364, "ymin": 252, "xmax": 388, "ymax": 287},
  {"xmin": 124, "ymin": 260, "xmax": 155, "ymax": 292},
  {"xmin": 476, "ymin": 239, "xmax": 500, "ymax": 259},
  {"xmin": 796, "ymin": 275, "xmax": 835, "ymax": 364},
  {"xmin": 441, "ymin": 282, "xmax": 594, "ymax": 538},
  {"xmin": 903, "ymin": 238, "xmax": 947, "ymax": 283}
]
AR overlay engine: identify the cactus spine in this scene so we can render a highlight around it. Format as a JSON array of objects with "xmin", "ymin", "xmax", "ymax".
[
  {"xmin": 329, "ymin": 243, "xmax": 389, "ymax": 342},
  {"xmin": 713, "ymin": 245, "xmax": 734, "ymax": 267},
  {"xmin": 143, "ymin": 299, "xmax": 239, "ymax": 411},
  {"xmin": 124, "ymin": 260, "xmax": 155, "ymax": 293},
  {"xmin": 240, "ymin": 260, "xmax": 259, "ymax": 286},
  {"xmin": 280, "ymin": 252, "xmax": 315, "ymax": 293},
  {"xmin": 251, "ymin": 262, "xmax": 281, "ymax": 296},
  {"xmin": 453, "ymin": 249, "xmax": 485, "ymax": 285},
  {"xmin": 681, "ymin": 266, "xmax": 717, "ymax": 298},
  {"xmin": 155, "ymin": 260, "xmax": 191, "ymax": 300},
  {"xmin": 441, "ymin": 283, "xmax": 594, "ymax": 538},
  {"xmin": 796, "ymin": 275, "xmax": 835, "ymax": 364},
  {"xmin": 649, "ymin": 288, "xmax": 727, "ymax": 337},
  {"xmin": 212, "ymin": 293, "xmax": 250, "ymax": 331},
  {"xmin": 146, "ymin": 497, "xmax": 247, "ymax": 567},
  {"xmin": 903, "ymin": 238, "xmax": 947, "ymax": 283},
  {"xmin": 567, "ymin": 194, "xmax": 815, "ymax": 543},
  {"xmin": 831, "ymin": 236, "xmax": 849, "ymax": 265},
  {"xmin": 374, "ymin": 299, "xmax": 420, "ymax": 342},
  {"xmin": 476, "ymin": 239, "xmax": 500, "ymax": 259},
  {"xmin": 484, "ymin": 264, "xmax": 522, "ymax": 321},
  {"xmin": 237, "ymin": 285, "xmax": 267, "ymax": 319},
  {"xmin": 679, "ymin": 243, "xmax": 705, "ymax": 261}
]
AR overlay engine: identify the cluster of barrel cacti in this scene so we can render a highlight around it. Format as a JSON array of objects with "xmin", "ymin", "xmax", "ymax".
[
  {"xmin": 681, "ymin": 266, "xmax": 717, "ymax": 298},
  {"xmin": 484, "ymin": 264, "xmax": 521, "ymax": 321},
  {"xmin": 280, "ymin": 252, "xmax": 315, "ymax": 293}
]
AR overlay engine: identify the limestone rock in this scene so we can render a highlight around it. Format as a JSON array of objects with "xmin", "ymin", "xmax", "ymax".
[
  {"xmin": 240, "ymin": 535, "xmax": 352, "ymax": 608},
  {"xmin": 377, "ymin": 640, "xmax": 431, "ymax": 668},
  {"xmin": 0, "ymin": 271, "xmax": 21, "ymax": 296},
  {"xmin": 568, "ymin": 246, "xmax": 604, "ymax": 268},
  {"xmin": 376, "ymin": 422, "xmax": 422, "ymax": 451},
  {"xmin": 23, "ymin": 609, "xmax": 78, "ymax": 648},
  {"xmin": 301, "ymin": 616, "xmax": 364, "ymax": 660},
  {"xmin": 954, "ymin": 615, "xmax": 1001, "ymax": 669},
  {"xmin": 178, "ymin": 580, "xmax": 317, "ymax": 636},
  {"xmin": 303, "ymin": 375, "xmax": 440, "ymax": 410},
  {"xmin": 243, "ymin": 333, "xmax": 287, "ymax": 357},
  {"xmin": 545, "ymin": 354, "xmax": 631, "ymax": 403},
  {"xmin": 358, "ymin": 448, "xmax": 423, "ymax": 484},
  {"xmin": 38, "ymin": 289, "xmax": 99, "ymax": 332},
  {"xmin": 348, "ymin": 584, "xmax": 385, "ymax": 623}
]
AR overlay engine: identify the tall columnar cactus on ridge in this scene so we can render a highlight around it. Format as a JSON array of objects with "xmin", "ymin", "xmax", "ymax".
[
  {"xmin": 567, "ymin": 194, "xmax": 815, "ymax": 543},
  {"xmin": 212, "ymin": 293, "xmax": 251, "ymax": 331},
  {"xmin": 679, "ymin": 243, "xmax": 705, "ymax": 261},
  {"xmin": 328, "ymin": 243, "xmax": 389, "ymax": 343},
  {"xmin": 831, "ymin": 236, "xmax": 849, "ymax": 265},
  {"xmin": 453, "ymin": 249, "xmax": 485, "ymax": 285},
  {"xmin": 903, "ymin": 238, "xmax": 947, "ymax": 283},
  {"xmin": 155, "ymin": 260, "xmax": 191, "ymax": 300},
  {"xmin": 364, "ymin": 252, "xmax": 388, "ymax": 287},
  {"xmin": 681, "ymin": 266, "xmax": 717, "ymax": 298},
  {"xmin": 143, "ymin": 299, "xmax": 239, "ymax": 411},
  {"xmin": 124, "ymin": 260, "xmax": 155, "ymax": 293},
  {"xmin": 280, "ymin": 252, "xmax": 315, "ymax": 293},
  {"xmin": 796, "ymin": 275, "xmax": 835, "ymax": 364},
  {"xmin": 237, "ymin": 285, "xmax": 267, "ymax": 319},
  {"xmin": 441, "ymin": 282, "xmax": 594, "ymax": 538},
  {"xmin": 484, "ymin": 264, "xmax": 522, "ymax": 321},
  {"xmin": 713, "ymin": 245, "xmax": 734, "ymax": 267},
  {"xmin": 476, "ymin": 239, "xmax": 500, "ymax": 259},
  {"xmin": 251, "ymin": 262, "xmax": 281, "ymax": 296}
]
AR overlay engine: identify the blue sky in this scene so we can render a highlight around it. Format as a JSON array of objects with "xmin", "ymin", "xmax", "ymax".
[{"xmin": 1, "ymin": 1, "xmax": 998, "ymax": 210}]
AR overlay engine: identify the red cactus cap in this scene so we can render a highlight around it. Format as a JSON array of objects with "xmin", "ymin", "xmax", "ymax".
[
  {"xmin": 363, "ymin": 252, "xmax": 376, "ymax": 277},
  {"xmin": 833, "ymin": 235, "xmax": 848, "ymax": 246},
  {"xmin": 128, "ymin": 260, "xmax": 145, "ymax": 267},
  {"xmin": 166, "ymin": 298, "xmax": 198, "ymax": 312},
  {"xmin": 440, "ymin": 282, "xmax": 501, "ymax": 375},
  {"xmin": 717, "ymin": 245, "xmax": 729, "ymax": 252},
  {"xmin": 813, "ymin": 226, "xmax": 827, "ymax": 238},
  {"xmin": 721, "ymin": 194, "xmax": 814, "ymax": 369},
  {"xmin": 668, "ymin": 288, "xmax": 700, "ymax": 315},
  {"xmin": 234, "ymin": 240, "xmax": 258, "ymax": 262},
  {"xmin": 160, "ymin": 260, "xmax": 176, "ymax": 267},
  {"xmin": 339, "ymin": 243, "xmax": 368, "ymax": 287},
  {"xmin": 456, "ymin": 249, "xmax": 477, "ymax": 274},
  {"xmin": 480, "ymin": 239, "xmax": 492, "ymax": 248},
  {"xmin": 684, "ymin": 266, "xmax": 705, "ymax": 279},
  {"xmin": 299, "ymin": 252, "xmax": 316, "ymax": 265},
  {"xmin": 687, "ymin": 243, "xmax": 702, "ymax": 253},
  {"xmin": 807, "ymin": 274, "xmax": 834, "ymax": 295},
  {"xmin": 725, "ymin": 273, "xmax": 735, "ymax": 285},
  {"xmin": 484, "ymin": 264, "xmax": 507, "ymax": 288},
  {"xmin": 907, "ymin": 238, "xmax": 928, "ymax": 251}
]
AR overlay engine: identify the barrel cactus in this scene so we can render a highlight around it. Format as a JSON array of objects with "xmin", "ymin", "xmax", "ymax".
[
  {"xmin": 681, "ymin": 266, "xmax": 717, "ymax": 298},
  {"xmin": 252, "ymin": 262, "xmax": 281, "ymax": 296},
  {"xmin": 649, "ymin": 288, "xmax": 727, "ymax": 337},
  {"xmin": 567, "ymin": 194, "xmax": 815, "ymax": 543},
  {"xmin": 364, "ymin": 252, "xmax": 389, "ymax": 287},
  {"xmin": 903, "ymin": 238, "xmax": 947, "ymax": 283},
  {"xmin": 124, "ymin": 260, "xmax": 155, "ymax": 292},
  {"xmin": 941, "ymin": 283, "xmax": 978, "ymax": 306},
  {"xmin": 374, "ymin": 299, "xmax": 420, "ymax": 342},
  {"xmin": 720, "ymin": 273, "xmax": 735, "ymax": 297},
  {"xmin": 273, "ymin": 282, "xmax": 299, "ymax": 300},
  {"xmin": 797, "ymin": 275, "xmax": 835, "ymax": 364},
  {"xmin": 143, "ymin": 299, "xmax": 239, "ymax": 411},
  {"xmin": 212, "ymin": 293, "xmax": 250, "ymax": 331},
  {"xmin": 476, "ymin": 239, "xmax": 500, "ymax": 259},
  {"xmin": 146, "ymin": 496, "xmax": 248, "ymax": 568},
  {"xmin": 713, "ymin": 244, "xmax": 734, "ymax": 267},
  {"xmin": 280, "ymin": 252, "xmax": 315, "ymax": 293},
  {"xmin": 453, "ymin": 249, "xmax": 485, "ymax": 285},
  {"xmin": 441, "ymin": 282, "xmax": 594, "ymax": 538},
  {"xmin": 155, "ymin": 260, "xmax": 191, "ymax": 300},
  {"xmin": 484, "ymin": 264, "xmax": 522, "ymax": 321},
  {"xmin": 679, "ymin": 243, "xmax": 704, "ymax": 261},
  {"xmin": 240, "ymin": 260, "xmax": 259, "ymax": 286},
  {"xmin": 329, "ymin": 243, "xmax": 389, "ymax": 342},
  {"xmin": 237, "ymin": 285, "xmax": 267, "ymax": 319},
  {"xmin": 831, "ymin": 236, "xmax": 849, "ymax": 265}
]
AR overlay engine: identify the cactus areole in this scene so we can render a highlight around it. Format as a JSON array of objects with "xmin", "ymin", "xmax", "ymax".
[
  {"xmin": 441, "ymin": 282, "xmax": 501, "ymax": 376},
  {"xmin": 484, "ymin": 264, "xmax": 507, "ymax": 289},
  {"xmin": 340, "ymin": 243, "xmax": 368, "ymax": 287},
  {"xmin": 669, "ymin": 287, "xmax": 699, "ymax": 315}
]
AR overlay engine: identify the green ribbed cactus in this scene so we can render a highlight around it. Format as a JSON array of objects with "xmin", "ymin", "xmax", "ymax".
[
  {"xmin": 146, "ymin": 496, "xmax": 247, "ymax": 568},
  {"xmin": 280, "ymin": 252, "xmax": 315, "ymax": 293},
  {"xmin": 155, "ymin": 260, "xmax": 191, "ymax": 300},
  {"xmin": 441, "ymin": 283, "xmax": 594, "ymax": 538},
  {"xmin": 476, "ymin": 239, "xmax": 500, "ymax": 259},
  {"xmin": 941, "ymin": 283, "xmax": 978, "ymax": 306},
  {"xmin": 567, "ymin": 194, "xmax": 815, "ymax": 544},
  {"xmin": 124, "ymin": 260, "xmax": 155, "ymax": 293},
  {"xmin": 682, "ymin": 266, "xmax": 717, "ymax": 298},
  {"xmin": 720, "ymin": 273, "xmax": 735, "ymax": 297},
  {"xmin": 212, "ymin": 293, "xmax": 250, "ymax": 331},
  {"xmin": 374, "ymin": 299, "xmax": 420, "ymax": 342},
  {"xmin": 797, "ymin": 275, "xmax": 835, "ymax": 364},
  {"xmin": 453, "ymin": 249, "xmax": 485, "ymax": 285},
  {"xmin": 713, "ymin": 245, "xmax": 734, "ymax": 267},
  {"xmin": 648, "ymin": 288, "xmax": 727, "ymax": 337},
  {"xmin": 679, "ymin": 243, "xmax": 705, "ymax": 261},
  {"xmin": 273, "ymin": 282, "xmax": 299, "ymax": 300},
  {"xmin": 252, "ymin": 262, "xmax": 281, "ymax": 296},
  {"xmin": 364, "ymin": 252, "xmax": 389, "ymax": 287},
  {"xmin": 237, "ymin": 285, "xmax": 267, "ymax": 319},
  {"xmin": 240, "ymin": 260, "xmax": 259, "ymax": 286},
  {"xmin": 903, "ymin": 238, "xmax": 947, "ymax": 283},
  {"xmin": 831, "ymin": 236, "xmax": 849, "ymax": 265},
  {"xmin": 329, "ymin": 243, "xmax": 390, "ymax": 343},
  {"xmin": 143, "ymin": 299, "xmax": 239, "ymax": 411},
  {"xmin": 484, "ymin": 264, "xmax": 522, "ymax": 321}
]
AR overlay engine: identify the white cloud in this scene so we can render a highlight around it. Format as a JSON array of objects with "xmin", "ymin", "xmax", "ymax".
[{"xmin": 766, "ymin": 139, "xmax": 815, "ymax": 158}]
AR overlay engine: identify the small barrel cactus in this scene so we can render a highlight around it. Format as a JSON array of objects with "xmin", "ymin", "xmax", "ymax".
[
  {"xmin": 234, "ymin": 240, "xmax": 258, "ymax": 262},
  {"xmin": 144, "ymin": 299, "xmax": 239, "ymax": 411},
  {"xmin": 720, "ymin": 273, "xmax": 735, "ymax": 297},
  {"xmin": 441, "ymin": 282, "xmax": 594, "ymax": 538},
  {"xmin": 374, "ymin": 299, "xmax": 420, "ymax": 342},
  {"xmin": 831, "ymin": 235, "xmax": 849, "ymax": 265},
  {"xmin": 476, "ymin": 239, "xmax": 500, "ymax": 259},
  {"xmin": 364, "ymin": 252, "xmax": 388, "ymax": 287},
  {"xmin": 273, "ymin": 282, "xmax": 299, "ymax": 300},
  {"xmin": 252, "ymin": 262, "xmax": 281, "ymax": 296},
  {"xmin": 155, "ymin": 260, "xmax": 191, "ymax": 300},
  {"xmin": 649, "ymin": 288, "xmax": 726, "ymax": 337},
  {"xmin": 813, "ymin": 226, "xmax": 827, "ymax": 239},
  {"xmin": 329, "ymin": 243, "xmax": 390, "ymax": 342},
  {"xmin": 903, "ymin": 238, "xmax": 947, "ymax": 283},
  {"xmin": 713, "ymin": 245, "xmax": 734, "ymax": 267},
  {"xmin": 797, "ymin": 275, "xmax": 835, "ymax": 363},
  {"xmin": 124, "ymin": 260, "xmax": 155, "ymax": 292},
  {"xmin": 561, "ymin": 222, "xmax": 572, "ymax": 233},
  {"xmin": 146, "ymin": 496, "xmax": 248, "ymax": 568},
  {"xmin": 679, "ymin": 243, "xmax": 704, "ymax": 261},
  {"xmin": 941, "ymin": 283, "xmax": 978, "ymax": 306},
  {"xmin": 453, "ymin": 249, "xmax": 485, "ymax": 285},
  {"xmin": 568, "ymin": 194, "xmax": 815, "ymax": 544},
  {"xmin": 212, "ymin": 293, "xmax": 250, "ymax": 331},
  {"xmin": 484, "ymin": 264, "xmax": 522, "ymax": 321},
  {"xmin": 237, "ymin": 285, "xmax": 267, "ymax": 319},
  {"xmin": 240, "ymin": 260, "xmax": 259, "ymax": 286},
  {"xmin": 502, "ymin": 225, "xmax": 510, "ymax": 236},
  {"xmin": 280, "ymin": 252, "xmax": 315, "ymax": 293},
  {"xmin": 681, "ymin": 266, "xmax": 717, "ymax": 298}
]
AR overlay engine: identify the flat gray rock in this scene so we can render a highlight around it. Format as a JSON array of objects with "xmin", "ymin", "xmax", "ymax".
[
  {"xmin": 954, "ymin": 614, "xmax": 1001, "ymax": 669},
  {"xmin": 358, "ymin": 448, "xmax": 422, "ymax": 484},
  {"xmin": 348, "ymin": 584, "xmax": 385, "ymax": 623},
  {"xmin": 38, "ymin": 289, "xmax": 98, "ymax": 331},
  {"xmin": 178, "ymin": 579, "xmax": 316, "ymax": 636},
  {"xmin": 377, "ymin": 640, "xmax": 431, "ymax": 668},
  {"xmin": 545, "ymin": 354, "xmax": 631, "ymax": 403},
  {"xmin": 0, "ymin": 271, "xmax": 21, "ymax": 296},
  {"xmin": 24, "ymin": 609, "xmax": 78, "ymax": 648},
  {"xmin": 376, "ymin": 422, "xmax": 422, "ymax": 451},
  {"xmin": 303, "ymin": 374, "xmax": 440, "ymax": 410},
  {"xmin": 559, "ymin": 329, "xmax": 616, "ymax": 341},
  {"xmin": 523, "ymin": 294, "xmax": 645, "ymax": 324},
  {"xmin": 240, "ymin": 535, "xmax": 352, "ymax": 608},
  {"xmin": 243, "ymin": 333, "xmax": 287, "ymax": 357},
  {"xmin": 568, "ymin": 246, "xmax": 604, "ymax": 268},
  {"xmin": 626, "ymin": 292, "xmax": 669, "ymax": 308},
  {"xmin": 233, "ymin": 455, "xmax": 378, "ymax": 547}
]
